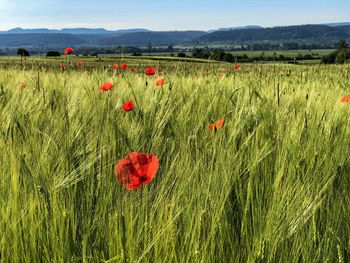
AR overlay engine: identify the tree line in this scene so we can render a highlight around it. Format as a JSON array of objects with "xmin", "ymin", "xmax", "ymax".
[
  {"xmin": 13, "ymin": 40, "xmax": 349, "ymax": 64},
  {"xmin": 321, "ymin": 39, "xmax": 350, "ymax": 64},
  {"xmin": 190, "ymin": 48, "xmax": 320, "ymax": 63}
]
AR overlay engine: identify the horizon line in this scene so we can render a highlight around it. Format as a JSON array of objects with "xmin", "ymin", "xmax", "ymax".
[{"xmin": 1, "ymin": 21, "xmax": 350, "ymax": 32}]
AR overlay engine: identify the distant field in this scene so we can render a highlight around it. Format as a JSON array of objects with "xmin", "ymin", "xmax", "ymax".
[
  {"xmin": 0, "ymin": 49, "xmax": 336, "ymax": 70},
  {"xmin": 146, "ymin": 50, "xmax": 336, "ymax": 65},
  {"xmin": 0, "ymin": 55, "xmax": 224, "ymax": 67},
  {"xmin": 228, "ymin": 49, "xmax": 335, "ymax": 57},
  {"xmin": 1, "ymin": 57, "xmax": 350, "ymax": 262},
  {"xmin": 171, "ymin": 45, "xmax": 335, "ymax": 55}
]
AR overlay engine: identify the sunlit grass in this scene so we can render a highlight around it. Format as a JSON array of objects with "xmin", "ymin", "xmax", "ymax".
[{"xmin": 0, "ymin": 63, "xmax": 350, "ymax": 262}]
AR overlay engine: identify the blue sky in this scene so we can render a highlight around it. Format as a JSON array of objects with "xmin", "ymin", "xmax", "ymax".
[{"xmin": 0, "ymin": 0, "xmax": 349, "ymax": 30}]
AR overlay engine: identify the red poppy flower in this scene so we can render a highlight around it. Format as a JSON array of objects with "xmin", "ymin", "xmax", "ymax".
[
  {"xmin": 156, "ymin": 78, "xmax": 165, "ymax": 86},
  {"xmin": 145, "ymin": 66, "xmax": 156, "ymax": 76},
  {"xmin": 99, "ymin": 82, "xmax": 113, "ymax": 92},
  {"xmin": 130, "ymin": 67, "xmax": 135, "ymax": 72},
  {"xmin": 122, "ymin": 100, "xmax": 134, "ymax": 111},
  {"xmin": 64, "ymin": 47, "xmax": 74, "ymax": 55},
  {"xmin": 114, "ymin": 152, "xmax": 159, "ymax": 190},
  {"xmin": 120, "ymin": 64, "xmax": 127, "ymax": 70},
  {"xmin": 209, "ymin": 118, "xmax": 224, "ymax": 131},
  {"xmin": 234, "ymin": 64, "xmax": 240, "ymax": 70},
  {"xmin": 112, "ymin": 64, "xmax": 118, "ymax": 70},
  {"xmin": 77, "ymin": 61, "xmax": 83, "ymax": 66},
  {"xmin": 340, "ymin": 94, "xmax": 350, "ymax": 103}
]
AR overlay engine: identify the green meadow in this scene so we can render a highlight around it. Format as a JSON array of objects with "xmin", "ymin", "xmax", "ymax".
[
  {"xmin": 227, "ymin": 49, "xmax": 335, "ymax": 57},
  {"xmin": 1, "ymin": 59, "xmax": 350, "ymax": 262}
]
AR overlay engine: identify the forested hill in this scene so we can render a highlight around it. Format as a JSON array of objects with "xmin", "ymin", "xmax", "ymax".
[
  {"xmin": 197, "ymin": 25, "xmax": 350, "ymax": 44},
  {"xmin": 98, "ymin": 31, "xmax": 207, "ymax": 46},
  {"xmin": 0, "ymin": 24, "xmax": 349, "ymax": 49},
  {"xmin": 0, "ymin": 31, "xmax": 207, "ymax": 48}
]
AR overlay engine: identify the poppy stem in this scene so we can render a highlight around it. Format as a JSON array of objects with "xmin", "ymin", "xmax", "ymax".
[
  {"xmin": 129, "ymin": 85, "xmax": 139, "ymax": 108},
  {"xmin": 277, "ymin": 83, "xmax": 280, "ymax": 107}
]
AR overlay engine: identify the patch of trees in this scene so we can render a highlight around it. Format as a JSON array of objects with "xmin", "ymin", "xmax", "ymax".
[
  {"xmin": 17, "ymin": 48, "xmax": 30, "ymax": 56},
  {"xmin": 75, "ymin": 46, "xmax": 143, "ymax": 56},
  {"xmin": 192, "ymin": 48, "xmax": 320, "ymax": 63},
  {"xmin": 321, "ymin": 40, "xmax": 350, "ymax": 64},
  {"xmin": 73, "ymin": 45, "xmax": 191, "ymax": 56},
  {"xmin": 131, "ymin": 52, "xmax": 142, "ymax": 56},
  {"xmin": 46, "ymin": 51, "xmax": 61, "ymax": 57},
  {"xmin": 245, "ymin": 42, "xmax": 334, "ymax": 51}
]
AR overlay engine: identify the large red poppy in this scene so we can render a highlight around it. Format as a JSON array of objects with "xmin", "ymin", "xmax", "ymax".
[
  {"xmin": 234, "ymin": 64, "xmax": 240, "ymax": 70},
  {"xmin": 209, "ymin": 118, "xmax": 224, "ymax": 131},
  {"xmin": 114, "ymin": 152, "xmax": 159, "ymax": 190},
  {"xmin": 120, "ymin": 64, "xmax": 128, "ymax": 70},
  {"xmin": 99, "ymin": 82, "xmax": 113, "ymax": 92},
  {"xmin": 64, "ymin": 47, "xmax": 74, "ymax": 55},
  {"xmin": 145, "ymin": 66, "xmax": 156, "ymax": 76},
  {"xmin": 112, "ymin": 64, "xmax": 118, "ymax": 70},
  {"xmin": 122, "ymin": 100, "xmax": 134, "ymax": 111},
  {"xmin": 340, "ymin": 94, "xmax": 350, "ymax": 103}
]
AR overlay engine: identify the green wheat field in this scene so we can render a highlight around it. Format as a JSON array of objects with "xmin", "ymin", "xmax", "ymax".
[{"xmin": 1, "ymin": 59, "xmax": 350, "ymax": 262}]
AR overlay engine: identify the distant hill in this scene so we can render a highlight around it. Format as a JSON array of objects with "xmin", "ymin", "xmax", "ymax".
[
  {"xmin": 0, "ymin": 31, "xmax": 206, "ymax": 48},
  {"xmin": 0, "ymin": 27, "xmax": 150, "ymax": 35},
  {"xmin": 111, "ymin": 29, "xmax": 151, "ymax": 34},
  {"xmin": 98, "ymin": 31, "xmax": 207, "ymax": 46},
  {"xmin": 0, "ymin": 33, "xmax": 86, "ymax": 48},
  {"xmin": 197, "ymin": 25, "xmax": 350, "ymax": 44},
  {"xmin": 208, "ymin": 25, "xmax": 262, "ymax": 33},
  {"xmin": 324, "ymin": 22, "xmax": 350, "ymax": 27},
  {"xmin": 0, "ymin": 24, "xmax": 349, "ymax": 49}
]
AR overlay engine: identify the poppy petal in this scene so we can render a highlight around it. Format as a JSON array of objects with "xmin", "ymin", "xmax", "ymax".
[
  {"xmin": 209, "ymin": 118, "xmax": 224, "ymax": 131},
  {"xmin": 122, "ymin": 100, "xmax": 134, "ymax": 111},
  {"xmin": 340, "ymin": 94, "xmax": 350, "ymax": 103},
  {"xmin": 114, "ymin": 152, "xmax": 159, "ymax": 190},
  {"xmin": 64, "ymin": 47, "xmax": 74, "ymax": 55},
  {"xmin": 145, "ymin": 66, "xmax": 156, "ymax": 76},
  {"xmin": 156, "ymin": 79, "xmax": 165, "ymax": 86}
]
